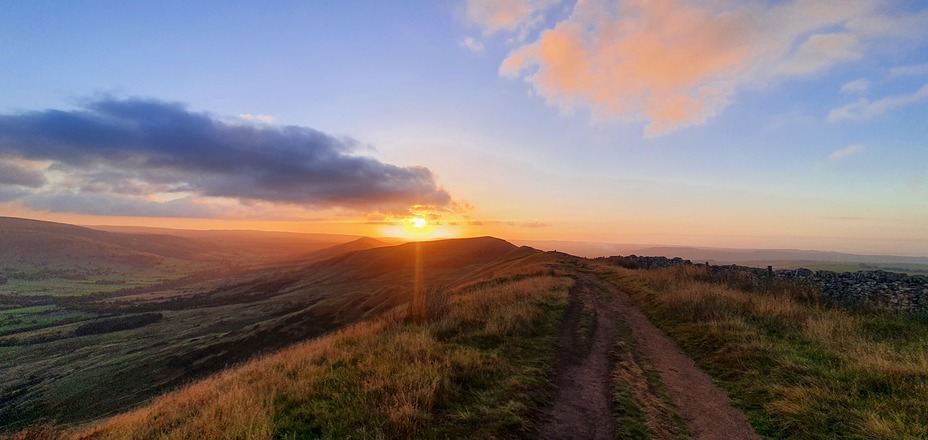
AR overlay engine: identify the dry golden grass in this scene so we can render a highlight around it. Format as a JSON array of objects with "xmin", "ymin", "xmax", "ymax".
[
  {"xmin": 11, "ymin": 256, "xmax": 570, "ymax": 440},
  {"xmin": 69, "ymin": 320, "xmax": 388, "ymax": 440},
  {"xmin": 434, "ymin": 276, "xmax": 572, "ymax": 337}
]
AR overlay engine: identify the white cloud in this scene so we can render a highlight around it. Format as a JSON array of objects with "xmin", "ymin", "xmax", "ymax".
[
  {"xmin": 828, "ymin": 84, "xmax": 928, "ymax": 121},
  {"xmin": 495, "ymin": 0, "xmax": 928, "ymax": 136},
  {"xmin": 889, "ymin": 63, "xmax": 928, "ymax": 77},
  {"xmin": 459, "ymin": 36, "xmax": 485, "ymax": 53},
  {"xmin": 239, "ymin": 113, "xmax": 275, "ymax": 124},
  {"xmin": 829, "ymin": 144, "xmax": 865, "ymax": 161},
  {"xmin": 776, "ymin": 33, "xmax": 863, "ymax": 76},
  {"xmin": 840, "ymin": 78, "xmax": 870, "ymax": 94}
]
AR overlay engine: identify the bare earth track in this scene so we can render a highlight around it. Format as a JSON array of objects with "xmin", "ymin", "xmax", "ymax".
[
  {"xmin": 540, "ymin": 262, "xmax": 759, "ymax": 439},
  {"xmin": 539, "ymin": 270, "xmax": 618, "ymax": 439}
]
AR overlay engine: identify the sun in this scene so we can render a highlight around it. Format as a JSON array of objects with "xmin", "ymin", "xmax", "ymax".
[
  {"xmin": 398, "ymin": 216, "xmax": 432, "ymax": 239},
  {"xmin": 411, "ymin": 217, "xmax": 427, "ymax": 229},
  {"xmin": 379, "ymin": 214, "xmax": 458, "ymax": 240}
]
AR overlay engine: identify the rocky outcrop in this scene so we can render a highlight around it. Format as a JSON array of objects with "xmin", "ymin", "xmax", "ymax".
[{"xmin": 602, "ymin": 255, "xmax": 928, "ymax": 314}]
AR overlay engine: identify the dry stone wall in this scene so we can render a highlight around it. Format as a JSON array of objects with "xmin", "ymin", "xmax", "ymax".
[{"xmin": 603, "ymin": 255, "xmax": 928, "ymax": 314}]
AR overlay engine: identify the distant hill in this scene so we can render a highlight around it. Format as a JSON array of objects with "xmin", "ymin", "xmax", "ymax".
[
  {"xmin": 295, "ymin": 237, "xmax": 392, "ymax": 264},
  {"xmin": 0, "ymin": 217, "xmax": 380, "ymax": 297},
  {"xmin": 0, "ymin": 217, "xmax": 228, "ymax": 269},
  {"xmin": 630, "ymin": 246, "xmax": 928, "ymax": 265},
  {"xmin": 91, "ymin": 224, "xmax": 362, "ymax": 261},
  {"xmin": 512, "ymin": 240, "xmax": 647, "ymax": 259},
  {"xmin": 515, "ymin": 239, "xmax": 928, "ymax": 268}
]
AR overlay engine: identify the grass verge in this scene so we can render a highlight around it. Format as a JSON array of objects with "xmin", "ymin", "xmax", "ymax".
[{"xmin": 596, "ymin": 263, "xmax": 928, "ymax": 440}]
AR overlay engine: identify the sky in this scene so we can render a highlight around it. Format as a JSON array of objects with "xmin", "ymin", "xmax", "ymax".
[{"xmin": 0, "ymin": 0, "xmax": 926, "ymax": 256}]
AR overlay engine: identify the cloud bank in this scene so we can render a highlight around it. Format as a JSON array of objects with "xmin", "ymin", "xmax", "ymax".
[
  {"xmin": 0, "ymin": 98, "xmax": 451, "ymax": 217},
  {"xmin": 494, "ymin": 0, "xmax": 928, "ymax": 136}
]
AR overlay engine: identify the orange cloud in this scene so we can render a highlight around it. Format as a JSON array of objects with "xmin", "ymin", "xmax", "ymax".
[{"xmin": 498, "ymin": 0, "xmax": 926, "ymax": 136}]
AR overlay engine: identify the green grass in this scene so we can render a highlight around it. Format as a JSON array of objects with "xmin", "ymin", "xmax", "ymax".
[
  {"xmin": 613, "ymin": 324, "xmax": 653, "ymax": 440},
  {"xmin": 0, "ymin": 260, "xmax": 216, "ymax": 297},
  {"xmin": 612, "ymin": 318, "xmax": 689, "ymax": 440},
  {"xmin": 0, "ymin": 306, "xmax": 96, "ymax": 335},
  {"xmin": 597, "ymin": 263, "xmax": 928, "ymax": 440},
  {"xmin": 0, "ymin": 305, "xmax": 58, "ymax": 315},
  {"xmin": 0, "ymin": 275, "xmax": 170, "ymax": 297}
]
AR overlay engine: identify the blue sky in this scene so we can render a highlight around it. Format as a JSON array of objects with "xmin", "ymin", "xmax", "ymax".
[{"xmin": 0, "ymin": 0, "xmax": 926, "ymax": 255}]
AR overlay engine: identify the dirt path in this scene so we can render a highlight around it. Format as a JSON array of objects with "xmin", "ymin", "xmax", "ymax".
[
  {"xmin": 539, "ymin": 272, "xmax": 618, "ymax": 439},
  {"xmin": 600, "ymin": 274, "xmax": 760, "ymax": 440},
  {"xmin": 540, "ymin": 267, "xmax": 759, "ymax": 439}
]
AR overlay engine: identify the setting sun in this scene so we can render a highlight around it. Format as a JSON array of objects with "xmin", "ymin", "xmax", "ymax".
[{"xmin": 411, "ymin": 217, "xmax": 427, "ymax": 228}]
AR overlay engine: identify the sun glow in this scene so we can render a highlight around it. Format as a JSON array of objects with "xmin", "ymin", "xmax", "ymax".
[
  {"xmin": 411, "ymin": 217, "xmax": 427, "ymax": 228},
  {"xmin": 402, "ymin": 216, "xmax": 431, "ymax": 237},
  {"xmin": 378, "ymin": 215, "xmax": 460, "ymax": 241}
]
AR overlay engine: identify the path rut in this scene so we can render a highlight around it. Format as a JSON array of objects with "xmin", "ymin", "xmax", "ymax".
[{"xmin": 538, "ymin": 271, "xmax": 617, "ymax": 439}]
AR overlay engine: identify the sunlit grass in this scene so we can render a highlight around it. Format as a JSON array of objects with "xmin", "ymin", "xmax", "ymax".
[{"xmin": 595, "ymin": 262, "xmax": 928, "ymax": 440}]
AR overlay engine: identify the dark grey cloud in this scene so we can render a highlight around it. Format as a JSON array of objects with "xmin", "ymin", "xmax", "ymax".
[
  {"xmin": 0, "ymin": 187, "xmax": 29, "ymax": 202},
  {"xmin": 0, "ymin": 161, "xmax": 46, "ymax": 188},
  {"xmin": 22, "ymin": 193, "xmax": 223, "ymax": 218},
  {"xmin": 0, "ymin": 98, "xmax": 450, "ymax": 212}
]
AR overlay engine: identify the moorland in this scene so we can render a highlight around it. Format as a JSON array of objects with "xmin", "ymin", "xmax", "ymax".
[{"xmin": 2, "ymin": 216, "xmax": 927, "ymax": 439}]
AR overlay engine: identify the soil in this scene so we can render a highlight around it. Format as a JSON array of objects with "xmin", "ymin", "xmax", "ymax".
[{"xmin": 539, "ymin": 265, "xmax": 759, "ymax": 439}]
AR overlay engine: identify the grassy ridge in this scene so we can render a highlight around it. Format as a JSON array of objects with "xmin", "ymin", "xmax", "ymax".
[
  {"xmin": 10, "ymin": 265, "xmax": 571, "ymax": 439},
  {"xmin": 596, "ymin": 263, "xmax": 928, "ymax": 440}
]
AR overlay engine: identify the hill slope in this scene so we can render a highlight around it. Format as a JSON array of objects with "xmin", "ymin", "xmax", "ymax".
[
  {"xmin": 0, "ymin": 235, "xmax": 542, "ymax": 431},
  {"xmin": 92, "ymin": 224, "xmax": 362, "ymax": 262},
  {"xmin": 10, "ymin": 246, "xmax": 566, "ymax": 439},
  {"xmin": 0, "ymin": 217, "xmax": 224, "ymax": 268},
  {"xmin": 0, "ymin": 217, "xmax": 378, "ymax": 297}
]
